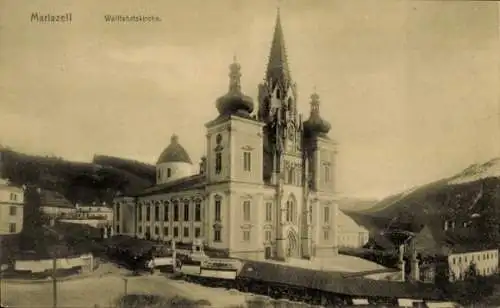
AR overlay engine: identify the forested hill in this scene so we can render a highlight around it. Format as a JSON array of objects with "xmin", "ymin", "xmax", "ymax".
[
  {"xmin": 0, "ymin": 148, "xmax": 156, "ymax": 204},
  {"xmin": 348, "ymin": 158, "xmax": 500, "ymax": 247}
]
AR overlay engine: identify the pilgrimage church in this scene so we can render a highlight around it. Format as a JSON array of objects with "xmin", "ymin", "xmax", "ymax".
[{"xmin": 113, "ymin": 10, "xmax": 369, "ymax": 261}]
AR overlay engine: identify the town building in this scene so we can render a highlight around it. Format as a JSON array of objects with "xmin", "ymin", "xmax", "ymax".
[
  {"xmin": 74, "ymin": 203, "xmax": 114, "ymax": 221},
  {"xmin": 113, "ymin": 11, "xmax": 369, "ymax": 262},
  {"xmin": 0, "ymin": 177, "xmax": 24, "ymax": 235},
  {"xmin": 39, "ymin": 190, "xmax": 76, "ymax": 218}
]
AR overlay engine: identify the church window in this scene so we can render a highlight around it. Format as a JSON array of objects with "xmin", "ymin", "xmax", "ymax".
[
  {"xmin": 216, "ymin": 134, "xmax": 222, "ymax": 145},
  {"xmin": 324, "ymin": 206, "xmax": 330, "ymax": 224},
  {"xmin": 195, "ymin": 227, "xmax": 201, "ymax": 238},
  {"xmin": 138, "ymin": 226, "xmax": 142, "ymax": 234},
  {"xmin": 243, "ymin": 230, "xmax": 250, "ymax": 242},
  {"xmin": 215, "ymin": 152, "xmax": 222, "ymax": 174},
  {"xmin": 324, "ymin": 230, "xmax": 329, "ymax": 241},
  {"xmin": 214, "ymin": 229, "xmax": 221, "ymax": 242},
  {"xmin": 173, "ymin": 227, "xmax": 179, "ymax": 238},
  {"xmin": 183, "ymin": 200, "xmax": 190, "ymax": 221},
  {"xmin": 277, "ymin": 88, "xmax": 282, "ymax": 100},
  {"xmin": 155, "ymin": 226, "xmax": 159, "ymax": 235},
  {"xmin": 137, "ymin": 206, "xmax": 142, "ymax": 222},
  {"xmin": 288, "ymin": 167, "xmax": 294, "ymax": 185},
  {"xmin": 265, "ymin": 230, "xmax": 272, "ymax": 242},
  {"xmin": 184, "ymin": 227, "xmax": 189, "ymax": 237},
  {"xmin": 116, "ymin": 205, "xmax": 120, "ymax": 220},
  {"xmin": 167, "ymin": 168, "xmax": 172, "ymax": 178},
  {"xmin": 164, "ymin": 202, "xmax": 169, "ymax": 221},
  {"xmin": 287, "ymin": 98, "xmax": 293, "ymax": 111},
  {"xmin": 215, "ymin": 198, "xmax": 221, "ymax": 221},
  {"xmin": 243, "ymin": 201, "xmax": 251, "ymax": 221},
  {"xmin": 146, "ymin": 206, "xmax": 151, "ymax": 222},
  {"xmin": 265, "ymin": 202, "xmax": 272, "ymax": 221},
  {"xmin": 173, "ymin": 201, "xmax": 179, "ymax": 221},
  {"xmin": 324, "ymin": 164, "xmax": 331, "ymax": 183},
  {"xmin": 195, "ymin": 201, "xmax": 201, "ymax": 221},
  {"xmin": 163, "ymin": 227, "xmax": 169, "ymax": 236},
  {"xmin": 155, "ymin": 204, "xmax": 160, "ymax": 221},
  {"xmin": 286, "ymin": 200, "xmax": 294, "ymax": 223},
  {"xmin": 243, "ymin": 152, "xmax": 251, "ymax": 171}
]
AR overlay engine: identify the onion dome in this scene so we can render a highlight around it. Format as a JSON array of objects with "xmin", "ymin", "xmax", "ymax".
[
  {"xmin": 157, "ymin": 134, "xmax": 192, "ymax": 164},
  {"xmin": 303, "ymin": 91, "xmax": 331, "ymax": 136},
  {"xmin": 216, "ymin": 56, "xmax": 254, "ymax": 117}
]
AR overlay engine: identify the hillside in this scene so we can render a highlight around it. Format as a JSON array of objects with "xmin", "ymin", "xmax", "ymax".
[
  {"xmin": 0, "ymin": 147, "xmax": 155, "ymax": 204},
  {"xmin": 336, "ymin": 197, "xmax": 379, "ymax": 212},
  {"xmin": 350, "ymin": 157, "xmax": 500, "ymax": 246}
]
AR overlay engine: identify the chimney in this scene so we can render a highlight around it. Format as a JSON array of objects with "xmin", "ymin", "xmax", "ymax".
[{"xmin": 199, "ymin": 156, "xmax": 207, "ymax": 175}]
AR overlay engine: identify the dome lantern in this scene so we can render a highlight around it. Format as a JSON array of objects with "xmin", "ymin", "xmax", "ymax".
[
  {"xmin": 216, "ymin": 56, "xmax": 254, "ymax": 117},
  {"xmin": 303, "ymin": 90, "xmax": 331, "ymax": 136}
]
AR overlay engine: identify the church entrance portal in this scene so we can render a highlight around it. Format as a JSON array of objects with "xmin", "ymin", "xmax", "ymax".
[
  {"xmin": 286, "ymin": 229, "xmax": 298, "ymax": 258},
  {"xmin": 265, "ymin": 246, "xmax": 272, "ymax": 259}
]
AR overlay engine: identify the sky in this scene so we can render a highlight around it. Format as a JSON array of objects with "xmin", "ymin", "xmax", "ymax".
[{"xmin": 0, "ymin": 0, "xmax": 499, "ymax": 199}]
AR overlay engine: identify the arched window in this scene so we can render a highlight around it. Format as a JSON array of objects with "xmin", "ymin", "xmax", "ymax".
[
  {"xmin": 215, "ymin": 152, "xmax": 222, "ymax": 174},
  {"xmin": 163, "ymin": 201, "xmax": 169, "ymax": 221},
  {"xmin": 286, "ymin": 198, "xmax": 295, "ymax": 223},
  {"xmin": 288, "ymin": 98, "xmax": 293, "ymax": 111},
  {"xmin": 288, "ymin": 167, "xmax": 295, "ymax": 185},
  {"xmin": 167, "ymin": 168, "xmax": 172, "ymax": 178},
  {"xmin": 173, "ymin": 200, "xmax": 179, "ymax": 221}
]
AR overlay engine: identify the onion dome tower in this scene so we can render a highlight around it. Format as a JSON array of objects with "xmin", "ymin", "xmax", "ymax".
[
  {"xmin": 156, "ymin": 134, "xmax": 195, "ymax": 184},
  {"xmin": 216, "ymin": 56, "xmax": 254, "ymax": 118},
  {"xmin": 303, "ymin": 91, "xmax": 331, "ymax": 138}
]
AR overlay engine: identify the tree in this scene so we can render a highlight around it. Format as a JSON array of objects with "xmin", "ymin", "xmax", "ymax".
[
  {"xmin": 18, "ymin": 185, "xmax": 46, "ymax": 252},
  {"xmin": 478, "ymin": 181, "xmax": 500, "ymax": 246},
  {"xmin": 439, "ymin": 262, "xmax": 495, "ymax": 305}
]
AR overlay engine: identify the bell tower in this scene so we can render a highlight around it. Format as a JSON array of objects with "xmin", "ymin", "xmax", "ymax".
[{"xmin": 258, "ymin": 8, "xmax": 302, "ymax": 184}]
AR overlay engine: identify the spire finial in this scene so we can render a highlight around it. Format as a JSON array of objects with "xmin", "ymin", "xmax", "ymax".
[
  {"xmin": 171, "ymin": 134, "xmax": 179, "ymax": 144},
  {"xmin": 229, "ymin": 56, "xmax": 242, "ymax": 93},
  {"xmin": 310, "ymin": 90, "xmax": 320, "ymax": 115}
]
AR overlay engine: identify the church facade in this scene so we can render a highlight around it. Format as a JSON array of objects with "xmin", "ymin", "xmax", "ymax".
[{"xmin": 113, "ymin": 11, "xmax": 359, "ymax": 261}]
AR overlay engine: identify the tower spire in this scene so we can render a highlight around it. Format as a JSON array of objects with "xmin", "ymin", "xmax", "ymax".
[
  {"xmin": 229, "ymin": 55, "xmax": 242, "ymax": 93},
  {"xmin": 266, "ymin": 7, "xmax": 291, "ymax": 89}
]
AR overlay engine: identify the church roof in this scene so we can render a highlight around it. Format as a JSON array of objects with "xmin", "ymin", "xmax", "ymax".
[
  {"xmin": 133, "ymin": 174, "xmax": 206, "ymax": 197},
  {"xmin": 156, "ymin": 134, "xmax": 192, "ymax": 165}
]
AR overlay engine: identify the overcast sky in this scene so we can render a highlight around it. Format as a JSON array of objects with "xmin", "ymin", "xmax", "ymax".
[{"xmin": 0, "ymin": 0, "xmax": 499, "ymax": 199}]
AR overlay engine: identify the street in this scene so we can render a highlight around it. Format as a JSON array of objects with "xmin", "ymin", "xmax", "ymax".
[{"xmin": 1, "ymin": 261, "xmax": 248, "ymax": 307}]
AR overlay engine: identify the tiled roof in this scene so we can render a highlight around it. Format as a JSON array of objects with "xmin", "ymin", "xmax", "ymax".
[
  {"xmin": 40, "ymin": 190, "xmax": 74, "ymax": 209},
  {"xmin": 133, "ymin": 174, "xmax": 206, "ymax": 197},
  {"xmin": 239, "ymin": 260, "xmax": 442, "ymax": 300}
]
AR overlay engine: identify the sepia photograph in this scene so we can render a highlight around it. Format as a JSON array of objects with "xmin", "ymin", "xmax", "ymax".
[{"xmin": 0, "ymin": 0, "xmax": 499, "ymax": 307}]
